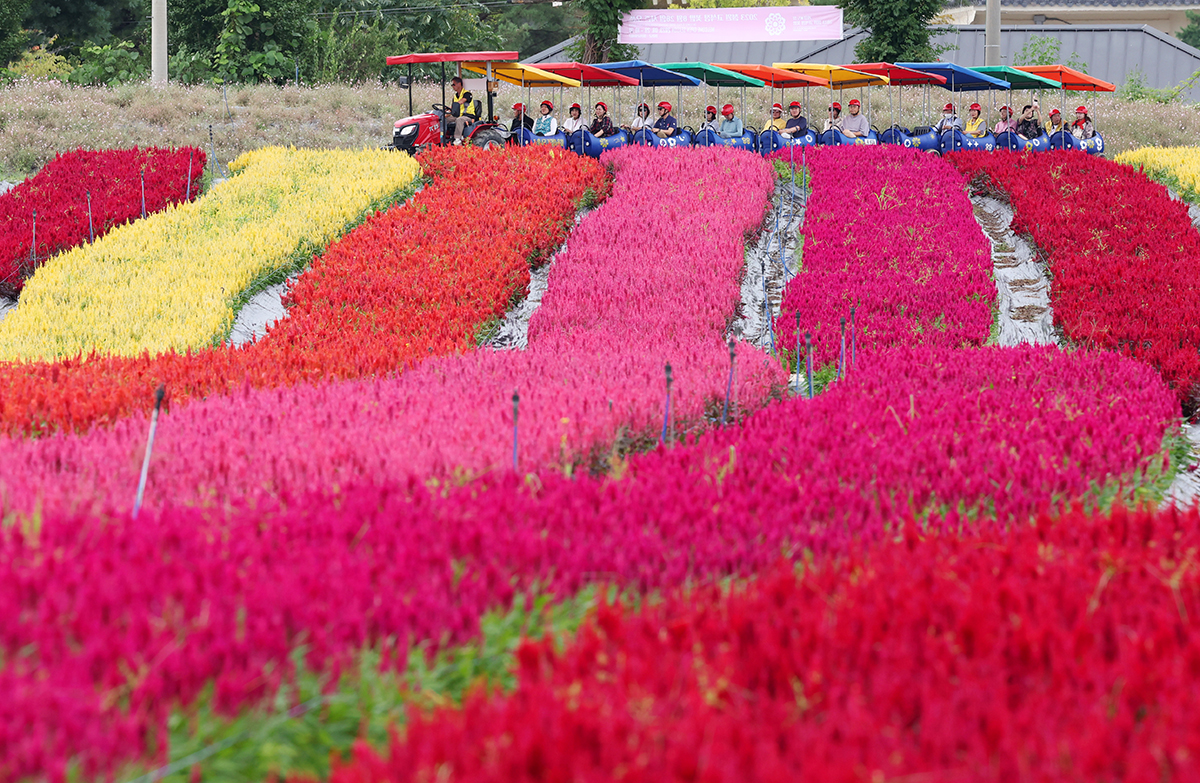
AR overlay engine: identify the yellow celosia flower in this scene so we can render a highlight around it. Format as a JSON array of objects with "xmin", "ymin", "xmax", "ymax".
[
  {"xmin": 0, "ymin": 147, "xmax": 420, "ymax": 362},
  {"xmin": 1116, "ymin": 146, "xmax": 1200, "ymax": 200}
]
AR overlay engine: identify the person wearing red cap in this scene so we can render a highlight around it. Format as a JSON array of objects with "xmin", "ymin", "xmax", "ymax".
[
  {"xmin": 993, "ymin": 105, "xmax": 1017, "ymax": 135},
  {"xmin": 842, "ymin": 97, "xmax": 869, "ymax": 138},
  {"xmin": 934, "ymin": 102, "xmax": 962, "ymax": 133},
  {"xmin": 589, "ymin": 101, "xmax": 616, "ymax": 137},
  {"xmin": 718, "ymin": 103, "xmax": 743, "ymax": 139},
  {"xmin": 622, "ymin": 102, "xmax": 653, "ymax": 135},
  {"xmin": 1047, "ymin": 107, "xmax": 1068, "ymax": 137},
  {"xmin": 561, "ymin": 103, "xmax": 584, "ymax": 136},
  {"xmin": 700, "ymin": 105, "xmax": 721, "ymax": 134},
  {"xmin": 766, "ymin": 103, "xmax": 787, "ymax": 132},
  {"xmin": 823, "ymin": 102, "xmax": 842, "ymax": 133},
  {"xmin": 1072, "ymin": 105, "xmax": 1095, "ymax": 139},
  {"xmin": 780, "ymin": 101, "xmax": 808, "ymax": 139},
  {"xmin": 965, "ymin": 103, "xmax": 985, "ymax": 138},
  {"xmin": 652, "ymin": 100, "xmax": 679, "ymax": 139},
  {"xmin": 533, "ymin": 100, "xmax": 557, "ymax": 136},
  {"xmin": 510, "ymin": 102, "xmax": 534, "ymax": 135}
]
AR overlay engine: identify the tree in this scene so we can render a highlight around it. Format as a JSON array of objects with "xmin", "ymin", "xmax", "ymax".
[
  {"xmin": 838, "ymin": 0, "xmax": 945, "ymax": 63},
  {"xmin": 23, "ymin": 0, "xmax": 142, "ymax": 52},
  {"xmin": 1013, "ymin": 34, "xmax": 1088, "ymax": 73},
  {"xmin": 571, "ymin": 0, "xmax": 640, "ymax": 64},
  {"xmin": 493, "ymin": 1, "xmax": 581, "ymax": 59},
  {"xmin": 1177, "ymin": 10, "xmax": 1200, "ymax": 49},
  {"xmin": 0, "ymin": 0, "xmax": 29, "ymax": 65}
]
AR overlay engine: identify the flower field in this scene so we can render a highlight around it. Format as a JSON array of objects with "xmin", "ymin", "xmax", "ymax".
[
  {"xmin": 950, "ymin": 150, "xmax": 1200, "ymax": 410},
  {"xmin": 0, "ymin": 147, "xmax": 421, "ymax": 361},
  {"xmin": 1117, "ymin": 145, "xmax": 1200, "ymax": 202},
  {"xmin": 778, "ymin": 146, "xmax": 993, "ymax": 371},
  {"xmin": 0, "ymin": 146, "xmax": 607, "ymax": 437},
  {"xmin": 0, "ymin": 143, "xmax": 1197, "ymax": 783},
  {"xmin": 0, "ymin": 146, "xmax": 205, "ymax": 295}
]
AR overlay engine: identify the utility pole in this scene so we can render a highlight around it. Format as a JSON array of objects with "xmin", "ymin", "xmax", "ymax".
[
  {"xmin": 984, "ymin": 0, "xmax": 1000, "ymax": 66},
  {"xmin": 152, "ymin": 0, "xmax": 168, "ymax": 84}
]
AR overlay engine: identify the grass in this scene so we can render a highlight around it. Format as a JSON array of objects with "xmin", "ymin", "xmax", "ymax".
[{"xmin": 2, "ymin": 79, "xmax": 1197, "ymax": 180}]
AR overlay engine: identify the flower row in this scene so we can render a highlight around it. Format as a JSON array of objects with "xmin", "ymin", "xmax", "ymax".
[
  {"xmin": 0, "ymin": 344, "xmax": 1176, "ymax": 780},
  {"xmin": 0, "ymin": 147, "xmax": 421, "ymax": 362},
  {"xmin": 0, "ymin": 146, "xmax": 783, "ymax": 516},
  {"xmin": 950, "ymin": 150, "xmax": 1200, "ymax": 410},
  {"xmin": 777, "ymin": 146, "xmax": 994, "ymax": 370},
  {"xmin": 0, "ymin": 145, "xmax": 608, "ymax": 438},
  {"xmin": 325, "ymin": 504, "xmax": 1200, "ymax": 782},
  {"xmin": 0, "ymin": 146, "xmax": 206, "ymax": 296},
  {"xmin": 1116, "ymin": 145, "xmax": 1200, "ymax": 201}
]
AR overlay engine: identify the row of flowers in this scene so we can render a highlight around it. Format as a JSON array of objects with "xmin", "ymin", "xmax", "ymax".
[
  {"xmin": 949, "ymin": 150, "xmax": 1200, "ymax": 411},
  {"xmin": 0, "ymin": 147, "xmax": 421, "ymax": 362},
  {"xmin": 0, "ymin": 145, "xmax": 608, "ymax": 438},
  {"xmin": 0, "ymin": 343, "xmax": 1177, "ymax": 780},
  {"xmin": 0, "ymin": 147, "xmax": 206, "ymax": 296},
  {"xmin": 0, "ymin": 146, "xmax": 784, "ymax": 516},
  {"xmin": 321, "ymin": 503, "xmax": 1200, "ymax": 782},
  {"xmin": 775, "ymin": 145, "xmax": 994, "ymax": 370},
  {"xmin": 1116, "ymin": 145, "xmax": 1200, "ymax": 202}
]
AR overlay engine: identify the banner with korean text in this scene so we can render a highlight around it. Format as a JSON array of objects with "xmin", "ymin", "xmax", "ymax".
[{"xmin": 618, "ymin": 6, "xmax": 843, "ymax": 45}]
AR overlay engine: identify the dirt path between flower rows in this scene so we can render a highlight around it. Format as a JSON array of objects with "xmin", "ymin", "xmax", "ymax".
[{"xmin": 731, "ymin": 178, "xmax": 806, "ymax": 353}]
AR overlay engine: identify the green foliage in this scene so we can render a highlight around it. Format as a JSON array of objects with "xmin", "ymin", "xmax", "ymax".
[
  {"xmin": 572, "ymin": 0, "xmax": 642, "ymax": 64},
  {"xmin": 302, "ymin": 13, "xmax": 402, "ymax": 83},
  {"xmin": 1013, "ymin": 34, "xmax": 1088, "ymax": 73},
  {"xmin": 214, "ymin": 0, "xmax": 308, "ymax": 83},
  {"xmin": 169, "ymin": 45, "xmax": 217, "ymax": 84},
  {"xmin": 8, "ymin": 38, "xmax": 72, "ymax": 78},
  {"xmin": 839, "ymin": 0, "xmax": 949, "ymax": 63},
  {"xmin": 68, "ymin": 39, "xmax": 147, "ymax": 85},
  {"xmin": 0, "ymin": 0, "xmax": 28, "ymax": 66},
  {"xmin": 1176, "ymin": 9, "xmax": 1200, "ymax": 49},
  {"xmin": 21, "ymin": 0, "xmax": 139, "ymax": 53},
  {"xmin": 492, "ymin": 1, "xmax": 582, "ymax": 59},
  {"xmin": 1117, "ymin": 65, "xmax": 1186, "ymax": 104}
]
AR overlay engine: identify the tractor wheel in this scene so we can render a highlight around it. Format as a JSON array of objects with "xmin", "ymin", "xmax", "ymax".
[{"xmin": 472, "ymin": 129, "xmax": 505, "ymax": 151}]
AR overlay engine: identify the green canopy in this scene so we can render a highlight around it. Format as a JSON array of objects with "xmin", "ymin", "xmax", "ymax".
[
  {"xmin": 973, "ymin": 65, "xmax": 1062, "ymax": 90},
  {"xmin": 657, "ymin": 62, "xmax": 766, "ymax": 88}
]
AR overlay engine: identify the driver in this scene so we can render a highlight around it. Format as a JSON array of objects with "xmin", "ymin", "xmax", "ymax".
[
  {"xmin": 841, "ymin": 98, "xmax": 869, "ymax": 138},
  {"xmin": 451, "ymin": 90, "xmax": 478, "ymax": 146},
  {"xmin": 446, "ymin": 76, "xmax": 465, "ymax": 136},
  {"xmin": 589, "ymin": 101, "xmax": 616, "ymax": 137},
  {"xmin": 652, "ymin": 101, "xmax": 678, "ymax": 138}
]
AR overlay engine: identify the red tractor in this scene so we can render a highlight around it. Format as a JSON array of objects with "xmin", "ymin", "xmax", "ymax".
[{"xmin": 385, "ymin": 51, "xmax": 579, "ymax": 154}]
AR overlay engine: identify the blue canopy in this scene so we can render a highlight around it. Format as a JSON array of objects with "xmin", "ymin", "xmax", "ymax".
[
  {"xmin": 593, "ymin": 60, "xmax": 702, "ymax": 87},
  {"xmin": 895, "ymin": 62, "xmax": 1011, "ymax": 92}
]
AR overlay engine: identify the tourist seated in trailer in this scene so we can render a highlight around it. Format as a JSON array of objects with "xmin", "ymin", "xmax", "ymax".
[
  {"xmin": 451, "ymin": 91, "xmax": 479, "ymax": 145},
  {"xmin": 561, "ymin": 103, "xmax": 585, "ymax": 135},
  {"xmin": 781, "ymin": 101, "xmax": 808, "ymax": 138},
  {"xmin": 718, "ymin": 103, "xmax": 744, "ymax": 138},
  {"xmin": 934, "ymin": 103, "xmax": 962, "ymax": 133},
  {"xmin": 1016, "ymin": 103, "xmax": 1043, "ymax": 140},
  {"xmin": 823, "ymin": 102, "xmax": 843, "ymax": 133},
  {"xmin": 993, "ymin": 105, "xmax": 1018, "ymax": 135},
  {"xmin": 622, "ymin": 103, "xmax": 653, "ymax": 134},
  {"xmin": 1047, "ymin": 107, "xmax": 1067, "ymax": 136},
  {"xmin": 766, "ymin": 103, "xmax": 787, "ymax": 132},
  {"xmin": 701, "ymin": 105, "xmax": 721, "ymax": 134},
  {"xmin": 533, "ymin": 101, "xmax": 557, "ymax": 136},
  {"xmin": 589, "ymin": 102, "xmax": 617, "ymax": 137},
  {"xmin": 964, "ymin": 103, "xmax": 986, "ymax": 137},
  {"xmin": 841, "ymin": 98, "xmax": 869, "ymax": 138},
  {"xmin": 1072, "ymin": 105, "xmax": 1096, "ymax": 139},
  {"xmin": 510, "ymin": 103, "xmax": 535, "ymax": 135},
  {"xmin": 652, "ymin": 101, "xmax": 680, "ymax": 138}
]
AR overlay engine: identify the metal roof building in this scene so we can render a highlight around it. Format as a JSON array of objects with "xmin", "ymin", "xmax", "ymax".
[{"xmin": 527, "ymin": 24, "xmax": 1200, "ymax": 101}]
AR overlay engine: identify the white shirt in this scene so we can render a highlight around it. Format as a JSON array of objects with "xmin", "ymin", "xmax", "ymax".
[{"xmin": 560, "ymin": 116, "xmax": 584, "ymax": 133}]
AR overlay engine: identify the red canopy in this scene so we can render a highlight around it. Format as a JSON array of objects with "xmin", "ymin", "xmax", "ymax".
[
  {"xmin": 712, "ymin": 63, "xmax": 828, "ymax": 89},
  {"xmin": 533, "ymin": 62, "xmax": 639, "ymax": 87},
  {"xmin": 1016, "ymin": 65, "xmax": 1115, "ymax": 92},
  {"xmin": 386, "ymin": 51, "xmax": 518, "ymax": 66},
  {"xmin": 847, "ymin": 62, "xmax": 947, "ymax": 87}
]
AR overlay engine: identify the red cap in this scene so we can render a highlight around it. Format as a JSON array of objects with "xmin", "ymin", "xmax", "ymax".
[
  {"xmin": 788, "ymin": 101, "xmax": 801, "ymax": 109},
  {"xmin": 829, "ymin": 102, "xmax": 841, "ymax": 111},
  {"xmin": 595, "ymin": 101, "xmax": 607, "ymax": 111},
  {"xmin": 657, "ymin": 100, "xmax": 672, "ymax": 112},
  {"xmin": 512, "ymin": 102, "xmax": 525, "ymax": 112},
  {"xmin": 771, "ymin": 102, "xmax": 783, "ymax": 112},
  {"xmin": 569, "ymin": 103, "xmax": 581, "ymax": 111},
  {"xmin": 721, "ymin": 103, "xmax": 735, "ymax": 116},
  {"xmin": 1049, "ymin": 108, "xmax": 1061, "ymax": 116},
  {"xmin": 1076, "ymin": 105, "xmax": 1088, "ymax": 114},
  {"xmin": 848, "ymin": 98, "xmax": 860, "ymax": 106},
  {"xmin": 540, "ymin": 100, "xmax": 553, "ymax": 110},
  {"xmin": 969, "ymin": 102, "xmax": 981, "ymax": 112},
  {"xmin": 1000, "ymin": 105, "xmax": 1012, "ymax": 113},
  {"xmin": 705, "ymin": 105, "xmax": 717, "ymax": 114},
  {"xmin": 638, "ymin": 102, "xmax": 650, "ymax": 112},
  {"xmin": 943, "ymin": 103, "xmax": 954, "ymax": 113}
]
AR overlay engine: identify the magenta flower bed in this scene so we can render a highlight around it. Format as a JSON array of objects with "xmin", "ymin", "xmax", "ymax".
[
  {"xmin": 777, "ymin": 145, "xmax": 993, "ymax": 369},
  {"xmin": 0, "ymin": 146, "xmax": 784, "ymax": 518},
  {"xmin": 0, "ymin": 344, "xmax": 1174, "ymax": 781}
]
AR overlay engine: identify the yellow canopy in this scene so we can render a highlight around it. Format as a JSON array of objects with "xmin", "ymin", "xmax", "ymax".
[
  {"xmin": 462, "ymin": 61, "xmax": 581, "ymax": 88},
  {"xmin": 772, "ymin": 63, "xmax": 888, "ymax": 90}
]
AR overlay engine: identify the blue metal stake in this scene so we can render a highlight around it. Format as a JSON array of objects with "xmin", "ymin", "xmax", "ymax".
[
  {"xmin": 661, "ymin": 363, "xmax": 673, "ymax": 446},
  {"xmin": 806, "ymin": 332, "xmax": 814, "ymax": 399},
  {"xmin": 722, "ymin": 338, "xmax": 736, "ymax": 425},
  {"xmin": 839, "ymin": 316, "xmax": 847, "ymax": 381},
  {"xmin": 512, "ymin": 390, "xmax": 519, "ymax": 471},
  {"xmin": 793, "ymin": 311, "xmax": 801, "ymax": 396},
  {"xmin": 132, "ymin": 386, "xmax": 166, "ymax": 520},
  {"xmin": 186, "ymin": 149, "xmax": 194, "ymax": 202},
  {"xmin": 851, "ymin": 304, "xmax": 857, "ymax": 371},
  {"xmin": 86, "ymin": 192, "xmax": 93, "ymax": 243}
]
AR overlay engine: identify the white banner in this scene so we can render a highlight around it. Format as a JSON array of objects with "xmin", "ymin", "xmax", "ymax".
[{"xmin": 618, "ymin": 6, "xmax": 843, "ymax": 45}]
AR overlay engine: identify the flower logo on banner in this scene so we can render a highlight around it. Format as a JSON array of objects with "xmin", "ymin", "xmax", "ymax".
[{"xmin": 765, "ymin": 12, "xmax": 786, "ymax": 35}]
